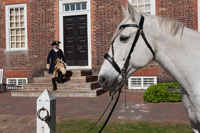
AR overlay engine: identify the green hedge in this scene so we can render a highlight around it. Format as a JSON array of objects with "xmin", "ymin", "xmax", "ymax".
[{"xmin": 143, "ymin": 83, "xmax": 181, "ymax": 103}]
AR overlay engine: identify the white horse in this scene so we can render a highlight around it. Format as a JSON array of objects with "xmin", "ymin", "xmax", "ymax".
[{"xmin": 98, "ymin": 1, "xmax": 200, "ymax": 132}]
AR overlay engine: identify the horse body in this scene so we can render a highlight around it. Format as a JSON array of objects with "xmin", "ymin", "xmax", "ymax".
[{"xmin": 98, "ymin": 1, "xmax": 200, "ymax": 132}]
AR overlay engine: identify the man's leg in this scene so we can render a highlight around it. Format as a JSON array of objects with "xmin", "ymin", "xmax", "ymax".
[{"xmin": 52, "ymin": 69, "xmax": 57, "ymax": 90}]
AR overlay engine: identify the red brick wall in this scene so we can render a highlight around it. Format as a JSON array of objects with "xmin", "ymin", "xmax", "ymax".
[
  {"xmin": 91, "ymin": 0, "xmax": 126, "ymax": 73},
  {"xmin": 156, "ymin": 0, "xmax": 198, "ymax": 30},
  {"xmin": 0, "ymin": 0, "xmax": 57, "ymax": 81}
]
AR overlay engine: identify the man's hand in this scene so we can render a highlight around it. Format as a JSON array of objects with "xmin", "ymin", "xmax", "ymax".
[{"xmin": 46, "ymin": 64, "xmax": 50, "ymax": 70}]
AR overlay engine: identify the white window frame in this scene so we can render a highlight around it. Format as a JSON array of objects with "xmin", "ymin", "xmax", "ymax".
[
  {"xmin": 5, "ymin": 4, "xmax": 28, "ymax": 51},
  {"xmin": 131, "ymin": 0, "xmax": 156, "ymax": 15},
  {"xmin": 128, "ymin": 76, "xmax": 157, "ymax": 90},
  {"xmin": 59, "ymin": 0, "xmax": 92, "ymax": 69},
  {"xmin": 6, "ymin": 78, "xmax": 28, "ymax": 86}
]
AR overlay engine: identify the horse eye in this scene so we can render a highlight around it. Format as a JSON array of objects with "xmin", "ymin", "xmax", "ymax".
[{"xmin": 120, "ymin": 35, "xmax": 130, "ymax": 42}]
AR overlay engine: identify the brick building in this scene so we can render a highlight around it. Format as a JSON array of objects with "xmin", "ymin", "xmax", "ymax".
[{"xmin": 0, "ymin": 0, "xmax": 199, "ymax": 88}]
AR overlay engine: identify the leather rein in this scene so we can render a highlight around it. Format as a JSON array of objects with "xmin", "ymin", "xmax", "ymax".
[{"xmin": 88, "ymin": 16, "xmax": 155, "ymax": 133}]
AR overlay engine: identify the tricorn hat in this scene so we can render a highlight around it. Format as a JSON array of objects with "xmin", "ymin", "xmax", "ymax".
[{"xmin": 51, "ymin": 41, "xmax": 61, "ymax": 46}]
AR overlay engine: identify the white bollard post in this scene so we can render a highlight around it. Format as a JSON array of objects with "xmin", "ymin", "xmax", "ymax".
[{"xmin": 37, "ymin": 89, "xmax": 56, "ymax": 133}]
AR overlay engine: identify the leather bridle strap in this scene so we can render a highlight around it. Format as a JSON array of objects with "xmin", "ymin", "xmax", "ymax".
[
  {"xmin": 104, "ymin": 53, "xmax": 122, "ymax": 74},
  {"xmin": 104, "ymin": 16, "xmax": 155, "ymax": 76}
]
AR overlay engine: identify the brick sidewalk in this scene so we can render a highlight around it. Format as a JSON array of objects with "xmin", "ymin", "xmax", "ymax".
[{"xmin": 0, "ymin": 91, "xmax": 190, "ymax": 132}]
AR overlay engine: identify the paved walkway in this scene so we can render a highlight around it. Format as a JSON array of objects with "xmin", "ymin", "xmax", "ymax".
[{"xmin": 0, "ymin": 91, "xmax": 190, "ymax": 132}]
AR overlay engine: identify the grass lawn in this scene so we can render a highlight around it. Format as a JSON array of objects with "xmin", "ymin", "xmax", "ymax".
[{"xmin": 56, "ymin": 119, "xmax": 193, "ymax": 133}]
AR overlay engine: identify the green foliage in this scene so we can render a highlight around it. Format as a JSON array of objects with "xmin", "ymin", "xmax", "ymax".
[{"xmin": 143, "ymin": 83, "xmax": 181, "ymax": 103}]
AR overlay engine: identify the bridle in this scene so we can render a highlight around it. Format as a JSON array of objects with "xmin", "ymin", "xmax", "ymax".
[
  {"xmin": 104, "ymin": 15, "xmax": 155, "ymax": 92},
  {"xmin": 88, "ymin": 15, "xmax": 155, "ymax": 133}
]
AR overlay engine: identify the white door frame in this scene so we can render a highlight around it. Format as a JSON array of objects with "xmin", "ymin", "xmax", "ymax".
[{"xmin": 59, "ymin": 0, "xmax": 92, "ymax": 70}]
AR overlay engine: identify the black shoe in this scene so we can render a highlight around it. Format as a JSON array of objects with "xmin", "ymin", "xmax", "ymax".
[{"xmin": 52, "ymin": 78, "xmax": 57, "ymax": 90}]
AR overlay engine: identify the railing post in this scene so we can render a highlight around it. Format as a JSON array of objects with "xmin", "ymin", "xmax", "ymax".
[{"xmin": 37, "ymin": 89, "xmax": 56, "ymax": 133}]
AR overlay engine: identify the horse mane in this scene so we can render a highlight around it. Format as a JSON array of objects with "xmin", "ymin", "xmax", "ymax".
[{"xmin": 157, "ymin": 16, "xmax": 184, "ymax": 37}]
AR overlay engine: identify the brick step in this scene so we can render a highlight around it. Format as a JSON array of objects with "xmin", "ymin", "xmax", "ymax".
[
  {"xmin": 44, "ymin": 70, "xmax": 93, "ymax": 77},
  {"xmin": 11, "ymin": 88, "xmax": 106, "ymax": 97},
  {"xmin": 33, "ymin": 75, "xmax": 98, "ymax": 83},
  {"xmin": 23, "ymin": 82, "xmax": 101, "ymax": 91}
]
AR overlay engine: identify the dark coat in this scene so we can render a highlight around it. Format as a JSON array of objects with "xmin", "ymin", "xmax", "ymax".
[{"xmin": 47, "ymin": 49, "xmax": 66, "ymax": 74}]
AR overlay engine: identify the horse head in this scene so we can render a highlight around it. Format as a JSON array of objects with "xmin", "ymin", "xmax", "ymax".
[{"xmin": 98, "ymin": 1, "xmax": 156, "ymax": 91}]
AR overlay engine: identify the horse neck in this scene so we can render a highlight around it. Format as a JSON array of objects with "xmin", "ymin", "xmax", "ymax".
[{"xmin": 154, "ymin": 27, "xmax": 200, "ymax": 93}]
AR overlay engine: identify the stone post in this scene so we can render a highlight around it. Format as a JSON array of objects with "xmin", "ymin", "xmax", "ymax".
[{"xmin": 37, "ymin": 89, "xmax": 56, "ymax": 133}]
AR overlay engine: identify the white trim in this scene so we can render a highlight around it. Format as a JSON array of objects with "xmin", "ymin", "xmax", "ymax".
[
  {"xmin": 0, "ymin": 69, "xmax": 3, "ymax": 84},
  {"xmin": 59, "ymin": 0, "xmax": 92, "ymax": 69},
  {"xmin": 128, "ymin": 76, "xmax": 157, "ymax": 90},
  {"xmin": 198, "ymin": 0, "xmax": 200, "ymax": 31},
  {"xmin": 6, "ymin": 78, "xmax": 28, "ymax": 85},
  {"xmin": 151, "ymin": 0, "xmax": 156, "ymax": 15},
  {"xmin": 5, "ymin": 4, "xmax": 28, "ymax": 51}
]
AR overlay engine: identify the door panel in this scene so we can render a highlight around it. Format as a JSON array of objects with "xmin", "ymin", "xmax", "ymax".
[{"xmin": 63, "ymin": 15, "xmax": 88, "ymax": 66}]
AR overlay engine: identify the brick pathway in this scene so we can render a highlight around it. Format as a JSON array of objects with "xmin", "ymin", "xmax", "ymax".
[{"xmin": 0, "ymin": 91, "xmax": 190, "ymax": 132}]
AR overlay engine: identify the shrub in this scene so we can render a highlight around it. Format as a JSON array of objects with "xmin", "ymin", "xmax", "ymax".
[{"xmin": 143, "ymin": 82, "xmax": 181, "ymax": 103}]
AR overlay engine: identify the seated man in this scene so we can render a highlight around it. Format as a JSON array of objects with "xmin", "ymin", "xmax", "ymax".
[{"xmin": 47, "ymin": 41, "xmax": 67, "ymax": 90}]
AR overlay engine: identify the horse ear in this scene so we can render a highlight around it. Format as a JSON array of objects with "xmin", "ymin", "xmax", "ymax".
[
  {"xmin": 121, "ymin": 5, "xmax": 128, "ymax": 16},
  {"xmin": 127, "ymin": 0, "xmax": 141, "ymax": 22}
]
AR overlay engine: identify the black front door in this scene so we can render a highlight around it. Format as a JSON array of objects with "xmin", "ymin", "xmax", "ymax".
[{"xmin": 63, "ymin": 15, "xmax": 88, "ymax": 66}]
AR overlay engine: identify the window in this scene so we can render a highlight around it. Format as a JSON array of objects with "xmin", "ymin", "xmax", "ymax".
[
  {"xmin": 6, "ymin": 4, "xmax": 28, "ymax": 50},
  {"xmin": 128, "ymin": 76, "xmax": 157, "ymax": 89},
  {"xmin": 64, "ymin": 2, "xmax": 87, "ymax": 12},
  {"xmin": 6, "ymin": 78, "xmax": 28, "ymax": 86},
  {"xmin": 131, "ymin": 0, "xmax": 155, "ymax": 15}
]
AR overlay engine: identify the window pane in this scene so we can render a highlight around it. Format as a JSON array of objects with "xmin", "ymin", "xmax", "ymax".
[
  {"xmin": 16, "ymin": 22, "xmax": 20, "ymax": 27},
  {"xmin": 71, "ymin": 4, "xmax": 75, "ymax": 11},
  {"xmin": 10, "ymin": 22, "xmax": 15, "ymax": 27},
  {"xmin": 11, "ymin": 43, "xmax": 15, "ymax": 48},
  {"xmin": 16, "ymin": 29, "xmax": 20, "ymax": 35},
  {"xmin": 16, "ymin": 36, "xmax": 20, "ymax": 41},
  {"xmin": 138, "ymin": 6, "xmax": 145, "ymax": 11},
  {"xmin": 21, "ymin": 42, "xmax": 25, "ymax": 48},
  {"xmin": 16, "ymin": 43, "xmax": 20, "ymax": 48},
  {"xmin": 10, "ymin": 9, "xmax": 14, "ymax": 14},
  {"xmin": 10, "ymin": 15, "xmax": 14, "ymax": 21},
  {"xmin": 20, "ymin": 22, "xmax": 24, "ymax": 27},
  {"xmin": 15, "ymin": 8, "xmax": 19, "ymax": 14},
  {"xmin": 133, "ymin": 0, "xmax": 137, "ymax": 4},
  {"xmin": 65, "ymin": 4, "xmax": 70, "ymax": 11},
  {"xmin": 20, "ymin": 15, "xmax": 24, "ymax": 20},
  {"xmin": 82, "ymin": 3, "xmax": 87, "ymax": 10},
  {"xmin": 21, "ymin": 29, "xmax": 25, "ymax": 34},
  {"xmin": 15, "ymin": 15, "xmax": 19, "ymax": 21},
  {"xmin": 76, "ymin": 3, "xmax": 81, "ymax": 10},
  {"xmin": 138, "ymin": 0, "xmax": 145, "ymax": 3},
  {"xmin": 11, "ymin": 29, "xmax": 15, "ymax": 35},
  {"xmin": 11, "ymin": 36, "xmax": 15, "ymax": 41},
  {"xmin": 146, "ymin": 5, "xmax": 151, "ymax": 11},
  {"xmin": 20, "ymin": 8, "xmax": 24, "ymax": 13},
  {"xmin": 21, "ymin": 36, "xmax": 25, "ymax": 41}
]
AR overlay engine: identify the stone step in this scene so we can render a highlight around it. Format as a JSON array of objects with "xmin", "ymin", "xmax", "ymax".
[
  {"xmin": 33, "ymin": 75, "xmax": 98, "ymax": 83},
  {"xmin": 44, "ymin": 70, "xmax": 93, "ymax": 77},
  {"xmin": 23, "ymin": 82, "xmax": 101, "ymax": 91},
  {"xmin": 11, "ymin": 88, "xmax": 106, "ymax": 97}
]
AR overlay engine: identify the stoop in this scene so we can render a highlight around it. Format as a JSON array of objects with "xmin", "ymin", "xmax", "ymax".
[{"xmin": 11, "ymin": 70, "xmax": 106, "ymax": 97}]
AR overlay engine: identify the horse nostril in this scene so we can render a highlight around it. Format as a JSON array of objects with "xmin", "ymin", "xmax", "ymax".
[{"xmin": 98, "ymin": 76, "xmax": 107, "ymax": 85}]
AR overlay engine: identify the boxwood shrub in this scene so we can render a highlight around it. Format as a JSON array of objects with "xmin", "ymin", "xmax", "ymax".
[{"xmin": 143, "ymin": 82, "xmax": 181, "ymax": 103}]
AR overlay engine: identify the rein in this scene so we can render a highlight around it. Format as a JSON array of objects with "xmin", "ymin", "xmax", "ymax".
[{"xmin": 88, "ymin": 16, "xmax": 155, "ymax": 133}]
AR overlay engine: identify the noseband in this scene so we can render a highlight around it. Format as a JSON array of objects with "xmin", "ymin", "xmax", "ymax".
[{"xmin": 104, "ymin": 16, "xmax": 155, "ymax": 91}]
